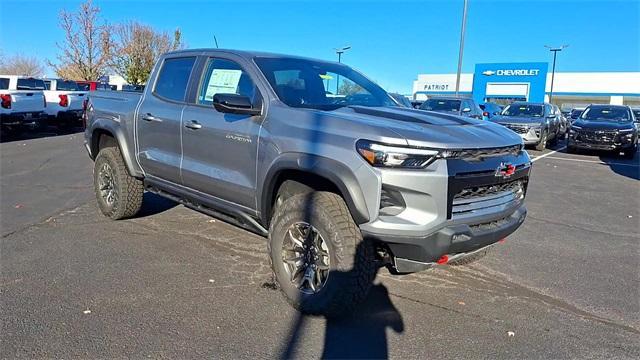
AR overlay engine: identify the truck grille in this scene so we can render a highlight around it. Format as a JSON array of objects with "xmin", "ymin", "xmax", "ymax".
[
  {"xmin": 503, "ymin": 124, "xmax": 529, "ymax": 134},
  {"xmin": 449, "ymin": 145, "xmax": 522, "ymax": 161},
  {"xmin": 451, "ymin": 179, "xmax": 525, "ymax": 220},
  {"xmin": 577, "ymin": 129, "xmax": 618, "ymax": 144}
]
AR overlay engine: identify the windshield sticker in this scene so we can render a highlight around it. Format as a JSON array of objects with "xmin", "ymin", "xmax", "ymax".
[{"xmin": 205, "ymin": 69, "xmax": 243, "ymax": 101}]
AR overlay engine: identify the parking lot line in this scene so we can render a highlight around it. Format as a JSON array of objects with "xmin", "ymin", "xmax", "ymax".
[
  {"xmin": 543, "ymin": 156, "xmax": 639, "ymax": 167},
  {"xmin": 531, "ymin": 146, "xmax": 566, "ymax": 162}
]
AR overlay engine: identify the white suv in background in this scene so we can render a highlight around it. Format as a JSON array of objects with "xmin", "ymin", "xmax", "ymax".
[
  {"xmin": 0, "ymin": 75, "xmax": 47, "ymax": 134},
  {"xmin": 43, "ymin": 78, "xmax": 87, "ymax": 128}
]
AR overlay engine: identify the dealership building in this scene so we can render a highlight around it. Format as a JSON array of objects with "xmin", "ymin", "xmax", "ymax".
[{"xmin": 413, "ymin": 62, "xmax": 640, "ymax": 109}]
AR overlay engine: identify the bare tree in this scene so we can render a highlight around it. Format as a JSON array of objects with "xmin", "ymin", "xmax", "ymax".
[
  {"xmin": 104, "ymin": 22, "xmax": 183, "ymax": 85},
  {"xmin": 49, "ymin": 0, "xmax": 109, "ymax": 80},
  {"xmin": 0, "ymin": 54, "xmax": 45, "ymax": 77}
]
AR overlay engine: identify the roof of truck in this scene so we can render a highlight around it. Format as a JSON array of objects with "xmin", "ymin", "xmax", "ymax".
[{"xmin": 164, "ymin": 48, "xmax": 342, "ymax": 64}]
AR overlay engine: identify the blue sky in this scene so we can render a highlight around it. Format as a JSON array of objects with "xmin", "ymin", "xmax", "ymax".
[{"xmin": 1, "ymin": 0, "xmax": 638, "ymax": 93}]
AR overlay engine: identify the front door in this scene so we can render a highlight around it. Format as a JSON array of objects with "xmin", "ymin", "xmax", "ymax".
[
  {"xmin": 137, "ymin": 56, "xmax": 197, "ymax": 184},
  {"xmin": 180, "ymin": 57, "xmax": 263, "ymax": 210}
]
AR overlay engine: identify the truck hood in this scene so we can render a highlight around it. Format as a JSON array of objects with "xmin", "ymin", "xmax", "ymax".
[
  {"xmin": 572, "ymin": 119, "xmax": 636, "ymax": 131},
  {"xmin": 327, "ymin": 106, "xmax": 522, "ymax": 149},
  {"xmin": 491, "ymin": 115, "xmax": 546, "ymax": 125}
]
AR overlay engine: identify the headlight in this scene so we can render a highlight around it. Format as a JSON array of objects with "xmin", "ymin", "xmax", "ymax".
[{"xmin": 356, "ymin": 140, "xmax": 439, "ymax": 168}]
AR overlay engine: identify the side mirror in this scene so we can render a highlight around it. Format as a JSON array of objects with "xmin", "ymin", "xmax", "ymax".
[
  {"xmin": 462, "ymin": 107, "xmax": 471, "ymax": 113},
  {"xmin": 213, "ymin": 94, "xmax": 261, "ymax": 116}
]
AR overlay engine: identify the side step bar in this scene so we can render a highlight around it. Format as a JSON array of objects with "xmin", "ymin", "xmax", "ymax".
[{"xmin": 143, "ymin": 178, "xmax": 269, "ymax": 237}]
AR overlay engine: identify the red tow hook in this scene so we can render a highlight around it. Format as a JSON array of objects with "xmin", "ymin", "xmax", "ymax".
[{"xmin": 436, "ymin": 255, "xmax": 449, "ymax": 264}]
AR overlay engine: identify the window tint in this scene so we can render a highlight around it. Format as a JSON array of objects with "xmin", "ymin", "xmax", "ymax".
[
  {"xmin": 44, "ymin": 80, "xmax": 52, "ymax": 90},
  {"xmin": 154, "ymin": 57, "xmax": 196, "ymax": 102},
  {"xmin": 197, "ymin": 58, "xmax": 257, "ymax": 106},
  {"xmin": 17, "ymin": 78, "xmax": 45, "ymax": 90},
  {"xmin": 0, "ymin": 78, "xmax": 8, "ymax": 90},
  {"xmin": 420, "ymin": 99, "xmax": 461, "ymax": 112},
  {"xmin": 57, "ymin": 80, "xmax": 79, "ymax": 91},
  {"xmin": 77, "ymin": 83, "xmax": 91, "ymax": 91}
]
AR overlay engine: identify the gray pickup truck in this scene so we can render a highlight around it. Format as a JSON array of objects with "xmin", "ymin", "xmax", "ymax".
[{"xmin": 85, "ymin": 49, "xmax": 531, "ymax": 316}]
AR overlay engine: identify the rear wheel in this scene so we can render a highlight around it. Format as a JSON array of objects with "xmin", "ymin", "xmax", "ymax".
[
  {"xmin": 93, "ymin": 147, "xmax": 144, "ymax": 220},
  {"xmin": 268, "ymin": 191, "xmax": 377, "ymax": 317}
]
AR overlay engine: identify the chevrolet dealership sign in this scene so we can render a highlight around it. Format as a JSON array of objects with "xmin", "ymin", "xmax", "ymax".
[{"xmin": 482, "ymin": 69, "xmax": 541, "ymax": 76}]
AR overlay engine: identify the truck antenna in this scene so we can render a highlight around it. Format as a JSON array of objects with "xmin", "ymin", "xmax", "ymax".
[{"xmin": 214, "ymin": 35, "xmax": 219, "ymax": 49}]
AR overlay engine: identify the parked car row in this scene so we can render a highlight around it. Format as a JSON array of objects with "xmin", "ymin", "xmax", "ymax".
[
  {"xmin": 399, "ymin": 95, "xmax": 637, "ymax": 157},
  {"xmin": 1, "ymin": 75, "xmax": 146, "ymax": 136}
]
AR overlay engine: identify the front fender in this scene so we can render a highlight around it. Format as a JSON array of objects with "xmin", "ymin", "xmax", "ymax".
[{"xmin": 259, "ymin": 153, "xmax": 374, "ymax": 226}]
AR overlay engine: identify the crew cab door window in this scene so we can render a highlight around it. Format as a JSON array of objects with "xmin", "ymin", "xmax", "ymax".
[
  {"xmin": 153, "ymin": 57, "xmax": 196, "ymax": 102},
  {"xmin": 197, "ymin": 58, "xmax": 257, "ymax": 106},
  {"xmin": 0, "ymin": 78, "xmax": 8, "ymax": 90}
]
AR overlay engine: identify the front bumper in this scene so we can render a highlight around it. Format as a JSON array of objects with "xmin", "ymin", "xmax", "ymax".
[
  {"xmin": 500, "ymin": 124, "xmax": 543, "ymax": 144},
  {"xmin": 568, "ymin": 139, "xmax": 636, "ymax": 151},
  {"xmin": 359, "ymin": 150, "xmax": 531, "ymax": 273},
  {"xmin": 363, "ymin": 204, "xmax": 526, "ymax": 273}
]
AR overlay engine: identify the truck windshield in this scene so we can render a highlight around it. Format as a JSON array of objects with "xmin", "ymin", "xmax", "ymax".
[
  {"xmin": 502, "ymin": 104, "xmax": 544, "ymax": 117},
  {"xmin": 581, "ymin": 107, "xmax": 631, "ymax": 122},
  {"xmin": 57, "ymin": 80, "xmax": 79, "ymax": 91},
  {"xmin": 254, "ymin": 57, "xmax": 395, "ymax": 110},
  {"xmin": 420, "ymin": 99, "xmax": 461, "ymax": 112}
]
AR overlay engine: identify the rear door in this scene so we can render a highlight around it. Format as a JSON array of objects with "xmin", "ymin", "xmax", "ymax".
[
  {"xmin": 180, "ymin": 56, "xmax": 264, "ymax": 209},
  {"xmin": 12, "ymin": 78, "xmax": 46, "ymax": 114},
  {"xmin": 137, "ymin": 56, "xmax": 197, "ymax": 184}
]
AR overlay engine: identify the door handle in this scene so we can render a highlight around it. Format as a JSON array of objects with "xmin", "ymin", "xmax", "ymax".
[
  {"xmin": 185, "ymin": 120, "xmax": 202, "ymax": 130},
  {"xmin": 141, "ymin": 113, "xmax": 162, "ymax": 122}
]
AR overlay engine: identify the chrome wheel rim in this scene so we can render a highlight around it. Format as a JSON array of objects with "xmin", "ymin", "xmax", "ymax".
[
  {"xmin": 282, "ymin": 222, "xmax": 330, "ymax": 294},
  {"xmin": 98, "ymin": 163, "xmax": 117, "ymax": 206}
]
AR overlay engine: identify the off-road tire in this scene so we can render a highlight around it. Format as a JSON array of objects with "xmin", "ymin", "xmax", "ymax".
[
  {"xmin": 448, "ymin": 248, "xmax": 490, "ymax": 266},
  {"xmin": 567, "ymin": 145, "xmax": 577, "ymax": 154},
  {"xmin": 535, "ymin": 130, "xmax": 547, "ymax": 151},
  {"xmin": 268, "ymin": 191, "xmax": 377, "ymax": 317},
  {"xmin": 93, "ymin": 147, "xmax": 143, "ymax": 220}
]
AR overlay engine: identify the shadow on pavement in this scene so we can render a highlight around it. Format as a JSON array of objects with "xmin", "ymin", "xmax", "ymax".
[
  {"xmin": 135, "ymin": 192, "xmax": 179, "ymax": 218},
  {"xmin": 599, "ymin": 151, "xmax": 639, "ymax": 180},
  {"xmin": 0, "ymin": 126, "xmax": 84, "ymax": 143},
  {"xmin": 280, "ymin": 283, "xmax": 404, "ymax": 359}
]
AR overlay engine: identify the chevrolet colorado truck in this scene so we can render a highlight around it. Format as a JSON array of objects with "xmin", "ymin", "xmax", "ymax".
[
  {"xmin": 0, "ymin": 75, "xmax": 47, "ymax": 134},
  {"xmin": 84, "ymin": 49, "xmax": 531, "ymax": 316}
]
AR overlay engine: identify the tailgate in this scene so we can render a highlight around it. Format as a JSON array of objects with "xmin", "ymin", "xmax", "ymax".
[
  {"xmin": 67, "ymin": 92, "xmax": 88, "ymax": 111},
  {"xmin": 9, "ymin": 91, "xmax": 45, "ymax": 113}
]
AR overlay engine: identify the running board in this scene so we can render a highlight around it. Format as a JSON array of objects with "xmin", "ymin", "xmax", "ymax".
[{"xmin": 143, "ymin": 178, "xmax": 268, "ymax": 237}]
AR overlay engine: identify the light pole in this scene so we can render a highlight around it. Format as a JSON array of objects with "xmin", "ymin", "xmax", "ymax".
[
  {"xmin": 334, "ymin": 46, "xmax": 351, "ymax": 94},
  {"xmin": 544, "ymin": 44, "xmax": 568, "ymax": 103},
  {"xmin": 455, "ymin": 0, "xmax": 469, "ymax": 96}
]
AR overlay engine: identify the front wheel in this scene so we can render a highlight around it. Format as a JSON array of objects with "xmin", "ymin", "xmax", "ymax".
[
  {"xmin": 93, "ymin": 147, "xmax": 144, "ymax": 220},
  {"xmin": 268, "ymin": 191, "xmax": 377, "ymax": 317},
  {"xmin": 535, "ymin": 130, "xmax": 547, "ymax": 151},
  {"xmin": 622, "ymin": 145, "xmax": 637, "ymax": 159}
]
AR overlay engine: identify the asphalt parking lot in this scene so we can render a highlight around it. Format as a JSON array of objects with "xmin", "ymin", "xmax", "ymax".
[{"xmin": 1, "ymin": 133, "xmax": 639, "ymax": 358}]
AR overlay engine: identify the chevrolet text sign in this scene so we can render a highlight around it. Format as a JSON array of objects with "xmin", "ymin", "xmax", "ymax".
[
  {"xmin": 473, "ymin": 62, "xmax": 548, "ymax": 103},
  {"xmin": 483, "ymin": 69, "xmax": 540, "ymax": 76}
]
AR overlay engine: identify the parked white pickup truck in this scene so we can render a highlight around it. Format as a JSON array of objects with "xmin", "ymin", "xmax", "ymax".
[
  {"xmin": 0, "ymin": 75, "xmax": 47, "ymax": 134},
  {"xmin": 43, "ymin": 78, "xmax": 87, "ymax": 128}
]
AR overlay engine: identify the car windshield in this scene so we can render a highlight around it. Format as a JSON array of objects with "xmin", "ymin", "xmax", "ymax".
[
  {"xmin": 254, "ymin": 57, "xmax": 395, "ymax": 110},
  {"xmin": 57, "ymin": 80, "xmax": 79, "ymax": 91},
  {"xmin": 420, "ymin": 99, "xmax": 461, "ymax": 112},
  {"xmin": 580, "ymin": 107, "xmax": 631, "ymax": 122},
  {"xmin": 502, "ymin": 104, "xmax": 544, "ymax": 117}
]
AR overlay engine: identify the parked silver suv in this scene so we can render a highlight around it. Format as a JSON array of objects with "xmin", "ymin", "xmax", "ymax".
[{"xmin": 84, "ymin": 49, "xmax": 531, "ymax": 316}]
